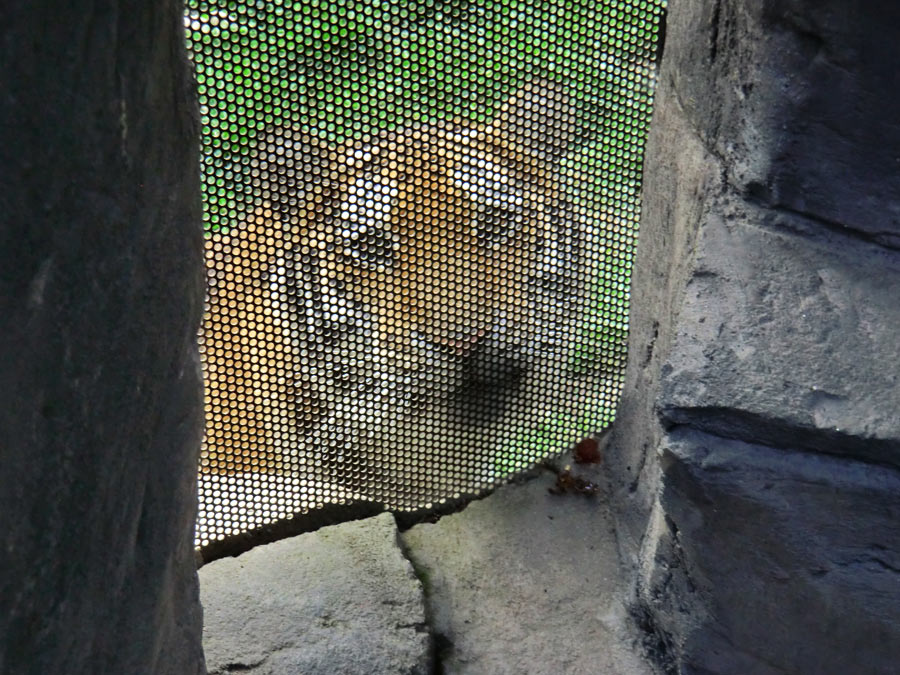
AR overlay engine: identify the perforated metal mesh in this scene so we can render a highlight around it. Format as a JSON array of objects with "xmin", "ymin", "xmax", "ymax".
[{"xmin": 186, "ymin": 0, "xmax": 663, "ymax": 548}]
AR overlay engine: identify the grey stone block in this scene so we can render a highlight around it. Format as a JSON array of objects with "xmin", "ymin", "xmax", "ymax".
[
  {"xmin": 660, "ymin": 196, "xmax": 900, "ymax": 469},
  {"xmin": 402, "ymin": 469, "xmax": 653, "ymax": 675},
  {"xmin": 0, "ymin": 2, "xmax": 205, "ymax": 673},
  {"xmin": 661, "ymin": 0, "xmax": 900, "ymax": 249},
  {"xmin": 607, "ymin": 69, "xmax": 724, "ymax": 568},
  {"xmin": 643, "ymin": 432, "xmax": 900, "ymax": 675},
  {"xmin": 200, "ymin": 513, "xmax": 431, "ymax": 674},
  {"xmin": 608, "ymin": 0, "xmax": 900, "ymax": 672}
]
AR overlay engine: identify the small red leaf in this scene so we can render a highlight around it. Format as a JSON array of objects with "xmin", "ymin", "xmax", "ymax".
[{"xmin": 574, "ymin": 436, "xmax": 603, "ymax": 464}]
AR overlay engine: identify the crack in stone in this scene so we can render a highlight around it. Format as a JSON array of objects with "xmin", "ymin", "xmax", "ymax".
[
  {"xmin": 394, "ymin": 528, "xmax": 440, "ymax": 674},
  {"xmin": 661, "ymin": 405, "xmax": 900, "ymax": 474},
  {"xmin": 220, "ymin": 657, "xmax": 267, "ymax": 672},
  {"xmin": 836, "ymin": 555, "xmax": 900, "ymax": 575}
]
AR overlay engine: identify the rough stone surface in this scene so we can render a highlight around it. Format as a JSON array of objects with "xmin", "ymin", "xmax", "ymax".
[
  {"xmin": 607, "ymin": 55, "xmax": 721, "ymax": 568},
  {"xmin": 200, "ymin": 513, "xmax": 431, "ymax": 674},
  {"xmin": 0, "ymin": 2, "xmax": 206, "ymax": 674},
  {"xmin": 401, "ymin": 467, "xmax": 654, "ymax": 675},
  {"xmin": 660, "ymin": 196, "xmax": 900, "ymax": 468},
  {"xmin": 663, "ymin": 0, "xmax": 900, "ymax": 250},
  {"xmin": 609, "ymin": 0, "xmax": 900, "ymax": 672},
  {"xmin": 648, "ymin": 433, "xmax": 900, "ymax": 675}
]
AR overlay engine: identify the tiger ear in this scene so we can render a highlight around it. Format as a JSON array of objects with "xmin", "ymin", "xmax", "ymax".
[
  {"xmin": 251, "ymin": 127, "xmax": 336, "ymax": 218},
  {"xmin": 485, "ymin": 79, "xmax": 573, "ymax": 163}
]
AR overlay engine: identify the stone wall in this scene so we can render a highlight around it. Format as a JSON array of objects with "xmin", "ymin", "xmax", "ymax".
[
  {"xmin": 0, "ymin": 2, "xmax": 206, "ymax": 673},
  {"xmin": 610, "ymin": 0, "xmax": 900, "ymax": 672}
]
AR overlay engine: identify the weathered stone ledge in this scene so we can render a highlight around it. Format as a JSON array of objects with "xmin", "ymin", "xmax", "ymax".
[{"xmin": 200, "ymin": 463, "xmax": 654, "ymax": 674}]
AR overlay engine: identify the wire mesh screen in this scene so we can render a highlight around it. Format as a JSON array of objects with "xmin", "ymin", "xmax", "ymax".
[{"xmin": 187, "ymin": 0, "xmax": 663, "ymax": 548}]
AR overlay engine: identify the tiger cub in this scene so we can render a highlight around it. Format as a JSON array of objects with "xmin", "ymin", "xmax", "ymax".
[{"xmin": 200, "ymin": 79, "xmax": 578, "ymax": 476}]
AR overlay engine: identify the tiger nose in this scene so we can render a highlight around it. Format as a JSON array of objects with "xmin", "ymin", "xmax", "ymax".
[
  {"xmin": 426, "ymin": 327, "xmax": 488, "ymax": 356},
  {"xmin": 452, "ymin": 337, "xmax": 528, "ymax": 424}
]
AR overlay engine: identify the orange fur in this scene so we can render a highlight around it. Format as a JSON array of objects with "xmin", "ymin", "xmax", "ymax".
[{"xmin": 200, "ymin": 209, "xmax": 302, "ymax": 473}]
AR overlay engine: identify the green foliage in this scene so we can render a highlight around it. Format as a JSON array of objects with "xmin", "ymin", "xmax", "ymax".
[{"xmin": 186, "ymin": 0, "xmax": 661, "ymax": 229}]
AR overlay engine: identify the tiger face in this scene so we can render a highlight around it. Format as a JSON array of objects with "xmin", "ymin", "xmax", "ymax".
[
  {"xmin": 201, "ymin": 80, "xmax": 580, "ymax": 479},
  {"xmin": 304, "ymin": 122, "xmax": 557, "ymax": 357}
]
